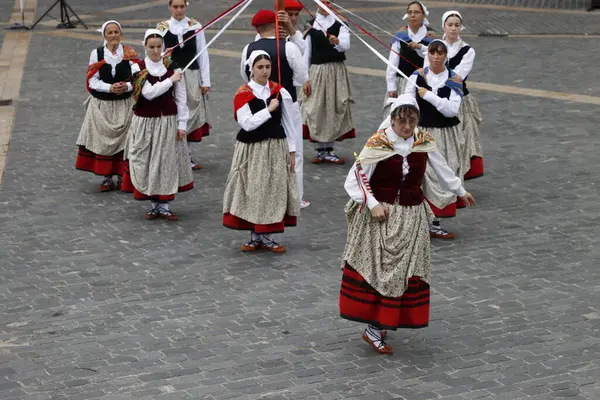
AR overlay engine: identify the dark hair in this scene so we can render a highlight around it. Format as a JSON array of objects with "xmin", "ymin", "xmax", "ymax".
[
  {"xmin": 168, "ymin": 0, "xmax": 187, "ymax": 6},
  {"xmin": 252, "ymin": 54, "xmax": 271, "ymax": 67},
  {"xmin": 407, "ymin": 1, "xmax": 425, "ymax": 13},
  {"xmin": 444, "ymin": 13, "xmax": 462, "ymax": 24},
  {"xmin": 428, "ymin": 40, "xmax": 448, "ymax": 55},
  {"xmin": 391, "ymin": 105, "xmax": 420, "ymax": 121},
  {"xmin": 145, "ymin": 34, "xmax": 163, "ymax": 45}
]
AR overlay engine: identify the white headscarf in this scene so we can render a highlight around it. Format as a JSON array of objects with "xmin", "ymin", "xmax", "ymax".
[
  {"xmin": 379, "ymin": 94, "xmax": 420, "ymax": 131},
  {"xmin": 402, "ymin": 1, "xmax": 430, "ymax": 27},
  {"xmin": 143, "ymin": 28, "xmax": 164, "ymax": 45},
  {"xmin": 442, "ymin": 10, "xmax": 465, "ymax": 31},
  {"xmin": 96, "ymin": 20, "xmax": 121, "ymax": 45},
  {"xmin": 245, "ymin": 50, "xmax": 271, "ymax": 78}
]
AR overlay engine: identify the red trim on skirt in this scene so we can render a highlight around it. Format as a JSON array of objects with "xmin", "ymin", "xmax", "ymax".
[
  {"xmin": 302, "ymin": 125, "xmax": 356, "ymax": 143},
  {"xmin": 75, "ymin": 146, "xmax": 123, "ymax": 176},
  {"xmin": 426, "ymin": 199, "xmax": 457, "ymax": 218},
  {"xmin": 120, "ymin": 161, "xmax": 193, "ymax": 200},
  {"xmin": 464, "ymin": 156, "xmax": 484, "ymax": 180},
  {"xmin": 223, "ymin": 213, "xmax": 297, "ymax": 234},
  {"xmin": 187, "ymin": 123, "xmax": 211, "ymax": 142},
  {"xmin": 339, "ymin": 264, "xmax": 430, "ymax": 330}
]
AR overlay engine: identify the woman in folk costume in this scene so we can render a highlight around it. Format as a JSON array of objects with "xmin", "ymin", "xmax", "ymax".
[
  {"xmin": 223, "ymin": 51, "xmax": 299, "ymax": 253},
  {"xmin": 76, "ymin": 20, "xmax": 138, "ymax": 192},
  {"xmin": 301, "ymin": 0, "xmax": 355, "ymax": 165},
  {"xmin": 404, "ymin": 39, "xmax": 464, "ymax": 239},
  {"xmin": 383, "ymin": 1, "xmax": 436, "ymax": 117},
  {"xmin": 435, "ymin": 11, "xmax": 484, "ymax": 180},
  {"xmin": 340, "ymin": 95, "xmax": 475, "ymax": 355},
  {"xmin": 158, "ymin": 0, "xmax": 211, "ymax": 171},
  {"xmin": 124, "ymin": 29, "xmax": 193, "ymax": 221}
]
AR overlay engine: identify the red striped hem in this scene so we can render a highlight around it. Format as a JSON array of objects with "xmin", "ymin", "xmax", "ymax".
[
  {"xmin": 187, "ymin": 123, "xmax": 211, "ymax": 142},
  {"xmin": 75, "ymin": 147, "xmax": 123, "ymax": 176},
  {"xmin": 223, "ymin": 213, "xmax": 297, "ymax": 234},
  {"xmin": 302, "ymin": 125, "xmax": 356, "ymax": 143}
]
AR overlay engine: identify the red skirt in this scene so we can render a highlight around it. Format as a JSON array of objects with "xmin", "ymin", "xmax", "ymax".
[
  {"xmin": 187, "ymin": 123, "xmax": 211, "ymax": 142},
  {"xmin": 302, "ymin": 125, "xmax": 356, "ymax": 143},
  {"xmin": 223, "ymin": 213, "xmax": 297, "ymax": 234},
  {"xmin": 75, "ymin": 146, "xmax": 123, "ymax": 176},
  {"xmin": 464, "ymin": 156, "xmax": 484, "ymax": 180},
  {"xmin": 339, "ymin": 264, "xmax": 430, "ymax": 330},
  {"xmin": 120, "ymin": 161, "xmax": 193, "ymax": 201},
  {"xmin": 426, "ymin": 199, "xmax": 457, "ymax": 218}
]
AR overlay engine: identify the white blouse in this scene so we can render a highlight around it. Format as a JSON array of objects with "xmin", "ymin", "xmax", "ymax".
[
  {"xmin": 235, "ymin": 80, "xmax": 297, "ymax": 152},
  {"xmin": 344, "ymin": 127, "xmax": 465, "ymax": 210},
  {"xmin": 423, "ymin": 39, "xmax": 475, "ymax": 80},
  {"xmin": 404, "ymin": 68, "xmax": 461, "ymax": 118},
  {"xmin": 87, "ymin": 44, "xmax": 134, "ymax": 93},
  {"xmin": 385, "ymin": 25, "xmax": 429, "ymax": 92},
  {"xmin": 167, "ymin": 17, "xmax": 211, "ymax": 87},
  {"xmin": 304, "ymin": 13, "xmax": 350, "ymax": 68},
  {"xmin": 131, "ymin": 58, "xmax": 189, "ymax": 131},
  {"xmin": 240, "ymin": 39, "xmax": 308, "ymax": 89}
]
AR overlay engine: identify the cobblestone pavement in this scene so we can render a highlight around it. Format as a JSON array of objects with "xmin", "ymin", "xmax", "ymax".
[{"xmin": 1, "ymin": 0, "xmax": 600, "ymax": 399}]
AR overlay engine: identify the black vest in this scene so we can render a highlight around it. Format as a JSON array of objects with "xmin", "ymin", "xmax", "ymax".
[
  {"xmin": 396, "ymin": 28, "xmax": 436, "ymax": 78},
  {"xmin": 415, "ymin": 73, "xmax": 460, "ymax": 128},
  {"xmin": 163, "ymin": 30, "xmax": 199, "ymax": 70},
  {"xmin": 90, "ymin": 47, "xmax": 133, "ymax": 101},
  {"xmin": 447, "ymin": 45, "xmax": 471, "ymax": 95},
  {"xmin": 245, "ymin": 39, "xmax": 297, "ymax": 103},
  {"xmin": 305, "ymin": 20, "xmax": 346, "ymax": 65},
  {"xmin": 236, "ymin": 95, "xmax": 286, "ymax": 143}
]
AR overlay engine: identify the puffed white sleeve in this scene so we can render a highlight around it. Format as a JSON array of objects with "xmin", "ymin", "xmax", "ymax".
[
  {"xmin": 386, "ymin": 41, "xmax": 401, "ymax": 92},
  {"xmin": 334, "ymin": 25, "xmax": 350, "ymax": 53},
  {"xmin": 141, "ymin": 76, "xmax": 174, "ymax": 100},
  {"xmin": 125, "ymin": 61, "xmax": 139, "ymax": 92},
  {"xmin": 240, "ymin": 44, "xmax": 250, "ymax": 83},
  {"xmin": 422, "ymin": 85, "xmax": 462, "ymax": 117},
  {"xmin": 195, "ymin": 30, "xmax": 211, "ymax": 87},
  {"xmin": 289, "ymin": 31, "xmax": 307, "ymax": 55},
  {"xmin": 286, "ymin": 42, "xmax": 308, "ymax": 87},
  {"xmin": 88, "ymin": 50, "xmax": 112, "ymax": 93},
  {"xmin": 303, "ymin": 34, "xmax": 312, "ymax": 69},
  {"xmin": 453, "ymin": 47, "xmax": 475, "ymax": 80},
  {"xmin": 236, "ymin": 101, "xmax": 272, "ymax": 131},
  {"xmin": 344, "ymin": 162, "xmax": 379, "ymax": 209},
  {"xmin": 174, "ymin": 71, "xmax": 189, "ymax": 131},
  {"xmin": 428, "ymin": 151, "xmax": 466, "ymax": 196},
  {"xmin": 280, "ymin": 89, "xmax": 297, "ymax": 152},
  {"xmin": 403, "ymin": 72, "xmax": 419, "ymax": 98}
]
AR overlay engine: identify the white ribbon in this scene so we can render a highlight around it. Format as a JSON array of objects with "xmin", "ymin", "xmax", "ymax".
[
  {"xmin": 312, "ymin": 0, "xmax": 419, "ymax": 88},
  {"xmin": 182, "ymin": 0, "xmax": 255, "ymax": 72}
]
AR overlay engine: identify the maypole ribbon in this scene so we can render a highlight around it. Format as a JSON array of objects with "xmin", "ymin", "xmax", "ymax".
[
  {"xmin": 163, "ymin": 0, "xmax": 248, "ymax": 56},
  {"xmin": 182, "ymin": 0, "xmax": 256, "ymax": 72},
  {"xmin": 331, "ymin": 1, "xmax": 406, "ymax": 43},
  {"xmin": 310, "ymin": 0, "xmax": 419, "ymax": 88},
  {"xmin": 275, "ymin": 0, "xmax": 284, "ymax": 87}
]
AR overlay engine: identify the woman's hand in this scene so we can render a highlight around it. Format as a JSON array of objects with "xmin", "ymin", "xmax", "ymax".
[
  {"xmin": 267, "ymin": 98, "xmax": 280, "ymax": 112},
  {"xmin": 328, "ymin": 34, "xmax": 340, "ymax": 46},
  {"xmin": 200, "ymin": 86, "xmax": 210, "ymax": 95},
  {"xmin": 303, "ymin": 81, "xmax": 311, "ymax": 97},
  {"xmin": 290, "ymin": 152, "xmax": 296, "ymax": 172},
  {"xmin": 177, "ymin": 129, "xmax": 186, "ymax": 141},
  {"xmin": 388, "ymin": 91, "xmax": 398, "ymax": 98},
  {"xmin": 371, "ymin": 204, "xmax": 388, "ymax": 222},
  {"xmin": 111, "ymin": 82, "xmax": 127, "ymax": 95},
  {"xmin": 170, "ymin": 71, "xmax": 183, "ymax": 83},
  {"xmin": 408, "ymin": 42, "xmax": 422, "ymax": 50},
  {"xmin": 417, "ymin": 87, "xmax": 429, "ymax": 98},
  {"xmin": 459, "ymin": 192, "xmax": 476, "ymax": 207}
]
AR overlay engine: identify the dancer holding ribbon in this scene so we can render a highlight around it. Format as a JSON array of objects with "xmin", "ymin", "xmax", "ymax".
[
  {"xmin": 426, "ymin": 11, "xmax": 483, "ymax": 180},
  {"xmin": 223, "ymin": 51, "xmax": 299, "ymax": 253},
  {"xmin": 158, "ymin": 0, "xmax": 211, "ymax": 171},
  {"xmin": 404, "ymin": 39, "xmax": 464, "ymax": 238},
  {"xmin": 242, "ymin": 8, "xmax": 309, "ymax": 209},
  {"xmin": 301, "ymin": 0, "xmax": 355, "ymax": 165},
  {"xmin": 383, "ymin": 1, "xmax": 436, "ymax": 117},
  {"xmin": 76, "ymin": 20, "xmax": 138, "ymax": 192},
  {"xmin": 340, "ymin": 95, "xmax": 475, "ymax": 355},
  {"xmin": 254, "ymin": 0, "xmax": 307, "ymax": 55},
  {"xmin": 124, "ymin": 29, "xmax": 193, "ymax": 221}
]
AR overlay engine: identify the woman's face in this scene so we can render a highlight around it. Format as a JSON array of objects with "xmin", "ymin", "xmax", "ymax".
[
  {"xmin": 407, "ymin": 3, "xmax": 425, "ymax": 26},
  {"xmin": 391, "ymin": 109, "xmax": 419, "ymax": 139},
  {"xmin": 146, "ymin": 37, "xmax": 163, "ymax": 62},
  {"xmin": 104, "ymin": 23, "xmax": 122, "ymax": 48},
  {"xmin": 428, "ymin": 47, "xmax": 447, "ymax": 70},
  {"xmin": 444, "ymin": 16, "xmax": 462, "ymax": 41},
  {"xmin": 252, "ymin": 58, "xmax": 271, "ymax": 85},
  {"xmin": 169, "ymin": 0, "xmax": 186, "ymax": 20}
]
